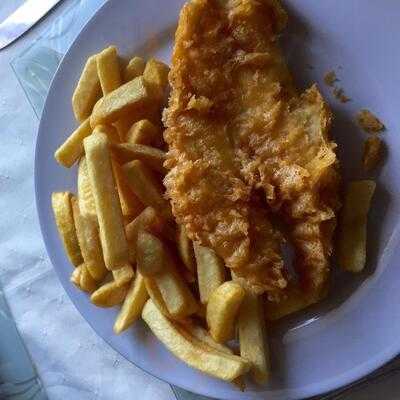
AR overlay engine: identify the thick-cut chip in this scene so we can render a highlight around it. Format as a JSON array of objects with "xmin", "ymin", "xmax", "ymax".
[
  {"xmin": 177, "ymin": 225, "xmax": 195, "ymax": 273},
  {"xmin": 71, "ymin": 196, "xmax": 107, "ymax": 281},
  {"xmin": 138, "ymin": 231, "xmax": 197, "ymax": 319},
  {"xmin": 79, "ymin": 264, "xmax": 98, "ymax": 293},
  {"xmin": 124, "ymin": 56, "xmax": 145, "ymax": 82},
  {"xmin": 143, "ymin": 58, "xmax": 169, "ymax": 99},
  {"xmin": 52, "ymin": 192, "xmax": 83, "ymax": 267},
  {"xmin": 125, "ymin": 207, "xmax": 164, "ymax": 241},
  {"xmin": 114, "ymin": 273, "xmax": 149, "ymax": 334},
  {"xmin": 185, "ymin": 323, "xmax": 233, "ymax": 355},
  {"xmin": 184, "ymin": 321, "xmax": 246, "ymax": 389},
  {"xmin": 93, "ymin": 125, "xmax": 121, "ymax": 144},
  {"xmin": 338, "ymin": 180, "xmax": 376, "ymax": 273},
  {"xmin": 136, "ymin": 230, "xmax": 165, "ymax": 276},
  {"xmin": 153, "ymin": 261, "xmax": 198, "ymax": 319},
  {"xmin": 193, "ymin": 243, "xmax": 225, "ymax": 304},
  {"xmin": 70, "ymin": 265, "xmax": 83, "ymax": 287},
  {"xmin": 362, "ymin": 136, "xmax": 383, "ymax": 171},
  {"xmin": 114, "ymin": 107, "xmax": 162, "ymax": 140},
  {"xmin": 77, "ymin": 157, "xmax": 97, "ymax": 221},
  {"xmin": 122, "ymin": 160, "xmax": 171, "ymax": 218},
  {"xmin": 83, "ymin": 132, "xmax": 130, "ymax": 270},
  {"xmin": 55, "ymin": 118, "xmax": 92, "ymax": 168},
  {"xmin": 91, "ymin": 280, "xmax": 129, "ymax": 307},
  {"xmin": 126, "ymin": 119, "xmax": 162, "ymax": 146},
  {"xmin": 93, "ymin": 124, "xmax": 120, "ymax": 144},
  {"xmin": 113, "ymin": 117, "xmax": 132, "ymax": 142},
  {"xmin": 72, "ymin": 55, "xmax": 102, "ymax": 122},
  {"xmin": 112, "ymin": 264, "xmax": 135, "ymax": 286},
  {"xmin": 96, "ymin": 46, "xmax": 122, "ymax": 95},
  {"xmin": 238, "ymin": 291, "xmax": 269, "ymax": 384},
  {"xmin": 142, "ymin": 300, "xmax": 249, "ymax": 382},
  {"xmin": 207, "ymin": 281, "xmax": 245, "ymax": 343},
  {"xmin": 112, "ymin": 143, "xmax": 166, "ymax": 173},
  {"xmin": 125, "ymin": 207, "xmax": 164, "ymax": 261},
  {"xmin": 90, "ymin": 76, "xmax": 153, "ymax": 127},
  {"xmin": 111, "ymin": 160, "xmax": 144, "ymax": 218},
  {"xmin": 144, "ymin": 277, "xmax": 171, "ymax": 317}
]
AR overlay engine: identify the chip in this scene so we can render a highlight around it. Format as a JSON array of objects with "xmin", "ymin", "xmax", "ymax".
[
  {"xmin": 338, "ymin": 180, "xmax": 376, "ymax": 272},
  {"xmin": 72, "ymin": 54, "xmax": 102, "ymax": 122},
  {"xmin": 52, "ymin": 192, "xmax": 83, "ymax": 267}
]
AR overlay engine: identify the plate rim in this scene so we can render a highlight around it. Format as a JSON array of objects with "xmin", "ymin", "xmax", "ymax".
[{"xmin": 34, "ymin": 0, "xmax": 400, "ymax": 398}]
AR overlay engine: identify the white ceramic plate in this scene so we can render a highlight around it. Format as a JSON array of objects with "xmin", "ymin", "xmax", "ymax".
[{"xmin": 36, "ymin": 0, "xmax": 400, "ymax": 399}]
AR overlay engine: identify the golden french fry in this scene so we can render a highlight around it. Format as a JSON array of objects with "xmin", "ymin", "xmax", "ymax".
[
  {"xmin": 122, "ymin": 160, "xmax": 171, "ymax": 218},
  {"xmin": 125, "ymin": 207, "xmax": 164, "ymax": 262},
  {"xmin": 55, "ymin": 118, "xmax": 92, "ymax": 168},
  {"xmin": 184, "ymin": 321, "xmax": 246, "ymax": 389},
  {"xmin": 93, "ymin": 124, "xmax": 120, "ymax": 144},
  {"xmin": 338, "ymin": 180, "xmax": 376, "ymax": 273},
  {"xmin": 114, "ymin": 273, "xmax": 149, "ymax": 334},
  {"xmin": 177, "ymin": 225, "xmax": 195, "ymax": 273},
  {"xmin": 207, "ymin": 281, "xmax": 245, "ymax": 343},
  {"xmin": 77, "ymin": 157, "xmax": 97, "ymax": 221},
  {"xmin": 238, "ymin": 291, "xmax": 269, "ymax": 384},
  {"xmin": 83, "ymin": 132, "xmax": 130, "ymax": 270},
  {"xmin": 143, "ymin": 58, "xmax": 170, "ymax": 99},
  {"xmin": 90, "ymin": 76, "xmax": 153, "ymax": 127},
  {"xmin": 72, "ymin": 55, "xmax": 102, "ymax": 122},
  {"xmin": 96, "ymin": 46, "xmax": 122, "ymax": 95},
  {"xmin": 124, "ymin": 56, "xmax": 145, "ymax": 82},
  {"xmin": 193, "ymin": 243, "xmax": 225, "ymax": 304},
  {"xmin": 91, "ymin": 280, "xmax": 129, "ymax": 307},
  {"xmin": 114, "ymin": 107, "xmax": 162, "ymax": 140},
  {"xmin": 114, "ymin": 118, "xmax": 133, "ymax": 141},
  {"xmin": 52, "ymin": 192, "xmax": 83, "ymax": 267},
  {"xmin": 138, "ymin": 231, "xmax": 197, "ymax": 318},
  {"xmin": 144, "ymin": 277, "xmax": 171, "ymax": 317},
  {"xmin": 112, "ymin": 264, "xmax": 135, "ymax": 286},
  {"xmin": 151, "ymin": 260, "xmax": 198, "ymax": 319},
  {"xmin": 136, "ymin": 230, "xmax": 166, "ymax": 276},
  {"xmin": 111, "ymin": 143, "xmax": 166, "ymax": 174},
  {"xmin": 142, "ymin": 300, "xmax": 250, "ymax": 382},
  {"xmin": 125, "ymin": 207, "xmax": 164, "ymax": 241},
  {"xmin": 70, "ymin": 265, "xmax": 83, "ymax": 287},
  {"xmin": 111, "ymin": 160, "xmax": 144, "ymax": 218},
  {"xmin": 71, "ymin": 195, "xmax": 107, "ymax": 281},
  {"xmin": 80, "ymin": 264, "xmax": 98, "ymax": 293},
  {"xmin": 175, "ymin": 323, "xmax": 246, "ymax": 391},
  {"xmin": 126, "ymin": 119, "xmax": 162, "ymax": 146},
  {"xmin": 185, "ymin": 323, "xmax": 233, "ymax": 355},
  {"xmin": 113, "ymin": 110, "xmax": 157, "ymax": 140}
]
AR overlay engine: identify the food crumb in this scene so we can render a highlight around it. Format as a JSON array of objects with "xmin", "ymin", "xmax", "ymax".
[
  {"xmin": 324, "ymin": 70, "xmax": 337, "ymax": 86},
  {"xmin": 333, "ymin": 87, "xmax": 350, "ymax": 103},
  {"xmin": 362, "ymin": 136, "xmax": 383, "ymax": 171},
  {"xmin": 357, "ymin": 109, "xmax": 385, "ymax": 133}
]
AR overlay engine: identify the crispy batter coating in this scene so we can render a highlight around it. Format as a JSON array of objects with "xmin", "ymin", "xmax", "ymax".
[
  {"xmin": 164, "ymin": 0, "xmax": 340, "ymax": 296},
  {"xmin": 357, "ymin": 109, "xmax": 385, "ymax": 133}
]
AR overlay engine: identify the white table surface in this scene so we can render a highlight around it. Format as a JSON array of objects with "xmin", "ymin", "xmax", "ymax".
[{"xmin": 0, "ymin": 1, "xmax": 399, "ymax": 400}]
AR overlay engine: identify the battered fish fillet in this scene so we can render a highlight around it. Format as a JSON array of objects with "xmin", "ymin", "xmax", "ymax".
[{"xmin": 164, "ymin": 0, "xmax": 340, "ymax": 296}]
